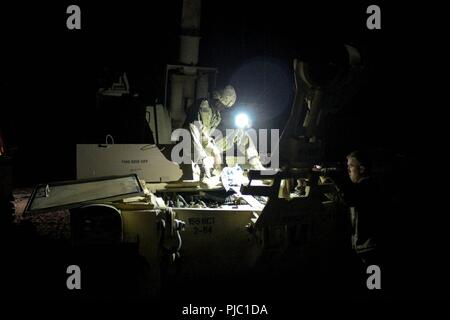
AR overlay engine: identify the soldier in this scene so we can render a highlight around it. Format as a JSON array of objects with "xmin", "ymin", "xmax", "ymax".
[
  {"xmin": 345, "ymin": 150, "xmax": 382, "ymax": 266},
  {"xmin": 187, "ymin": 85, "xmax": 264, "ymax": 180}
]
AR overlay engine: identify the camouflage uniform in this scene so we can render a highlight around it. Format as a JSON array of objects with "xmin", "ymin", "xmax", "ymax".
[{"xmin": 189, "ymin": 86, "xmax": 264, "ymax": 178}]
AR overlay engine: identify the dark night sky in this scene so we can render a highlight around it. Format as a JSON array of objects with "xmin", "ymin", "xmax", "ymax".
[{"xmin": 0, "ymin": 1, "xmax": 423, "ymax": 184}]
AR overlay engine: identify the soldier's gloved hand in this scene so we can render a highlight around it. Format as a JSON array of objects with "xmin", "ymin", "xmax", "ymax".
[{"xmin": 201, "ymin": 156, "xmax": 215, "ymax": 178}]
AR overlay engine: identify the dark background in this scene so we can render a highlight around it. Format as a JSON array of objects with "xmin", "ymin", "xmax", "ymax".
[{"xmin": 0, "ymin": 0, "xmax": 444, "ymax": 301}]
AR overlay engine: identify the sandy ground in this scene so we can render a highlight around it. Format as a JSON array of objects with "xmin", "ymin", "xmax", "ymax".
[{"xmin": 13, "ymin": 188, "xmax": 70, "ymax": 240}]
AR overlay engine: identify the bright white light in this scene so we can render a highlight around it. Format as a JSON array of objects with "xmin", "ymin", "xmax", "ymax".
[{"xmin": 235, "ymin": 113, "xmax": 250, "ymax": 129}]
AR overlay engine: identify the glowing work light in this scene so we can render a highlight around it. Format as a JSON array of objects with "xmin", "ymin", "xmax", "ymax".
[{"xmin": 235, "ymin": 113, "xmax": 251, "ymax": 129}]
